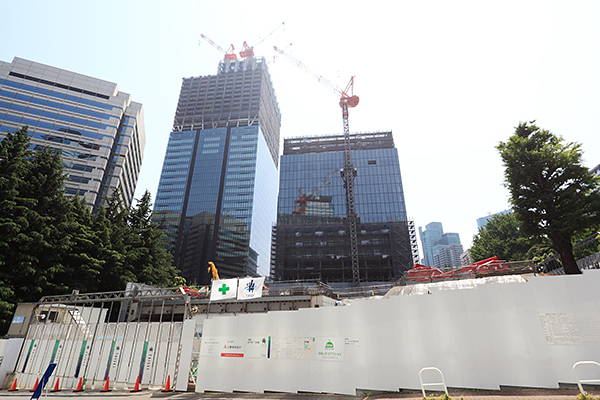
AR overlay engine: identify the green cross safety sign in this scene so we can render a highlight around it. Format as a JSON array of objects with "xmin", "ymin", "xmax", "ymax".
[{"xmin": 219, "ymin": 284, "xmax": 230, "ymax": 295}]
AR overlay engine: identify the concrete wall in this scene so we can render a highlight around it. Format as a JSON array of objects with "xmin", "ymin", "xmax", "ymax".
[{"xmin": 196, "ymin": 271, "xmax": 600, "ymax": 395}]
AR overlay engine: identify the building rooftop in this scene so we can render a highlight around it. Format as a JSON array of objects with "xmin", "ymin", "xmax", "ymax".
[{"xmin": 283, "ymin": 131, "xmax": 394, "ymax": 155}]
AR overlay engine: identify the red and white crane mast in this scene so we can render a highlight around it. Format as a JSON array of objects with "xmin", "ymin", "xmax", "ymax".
[
  {"xmin": 199, "ymin": 34, "xmax": 237, "ymax": 61},
  {"xmin": 273, "ymin": 46, "xmax": 361, "ymax": 286}
]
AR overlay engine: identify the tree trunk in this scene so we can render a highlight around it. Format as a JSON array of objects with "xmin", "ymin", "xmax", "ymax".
[{"xmin": 552, "ymin": 235, "xmax": 581, "ymax": 274}]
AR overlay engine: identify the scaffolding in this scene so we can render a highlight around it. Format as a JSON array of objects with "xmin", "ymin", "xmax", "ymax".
[{"xmin": 271, "ymin": 215, "xmax": 413, "ymax": 283}]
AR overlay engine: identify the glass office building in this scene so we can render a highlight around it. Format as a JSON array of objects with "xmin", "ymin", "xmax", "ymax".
[
  {"xmin": 0, "ymin": 57, "xmax": 145, "ymax": 209},
  {"xmin": 278, "ymin": 132, "xmax": 408, "ymax": 222},
  {"xmin": 272, "ymin": 132, "xmax": 413, "ymax": 283},
  {"xmin": 419, "ymin": 222, "xmax": 463, "ymax": 268},
  {"xmin": 154, "ymin": 57, "xmax": 280, "ymax": 284}
]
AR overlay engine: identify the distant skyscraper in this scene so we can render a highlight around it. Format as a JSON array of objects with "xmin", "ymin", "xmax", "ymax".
[
  {"xmin": 460, "ymin": 250, "xmax": 473, "ymax": 266},
  {"xmin": 0, "ymin": 57, "xmax": 145, "ymax": 209},
  {"xmin": 271, "ymin": 132, "xmax": 414, "ymax": 283},
  {"xmin": 153, "ymin": 57, "xmax": 280, "ymax": 284},
  {"xmin": 419, "ymin": 222, "xmax": 443, "ymax": 266},
  {"xmin": 476, "ymin": 210, "xmax": 511, "ymax": 229},
  {"xmin": 419, "ymin": 222, "xmax": 463, "ymax": 268}
]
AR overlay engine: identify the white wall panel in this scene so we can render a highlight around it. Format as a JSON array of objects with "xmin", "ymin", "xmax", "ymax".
[
  {"xmin": 175, "ymin": 319, "xmax": 195, "ymax": 392},
  {"xmin": 529, "ymin": 272, "xmax": 600, "ymax": 384},
  {"xmin": 193, "ymin": 273, "xmax": 600, "ymax": 395},
  {"xmin": 11, "ymin": 271, "xmax": 600, "ymax": 394},
  {"xmin": 151, "ymin": 322, "xmax": 171, "ymax": 387}
]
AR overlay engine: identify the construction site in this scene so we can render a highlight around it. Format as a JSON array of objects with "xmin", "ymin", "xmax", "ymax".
[
  {"xmin": 3, "ymin": 28, "xmax": 600, "ymax": 399},
  {"xmin": 3, "ymin": 265, "xmax": 600, "ymax": 395}
]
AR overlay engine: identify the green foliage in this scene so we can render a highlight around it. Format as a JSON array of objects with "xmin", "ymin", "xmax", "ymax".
[
  {"xmin": 576, "ymin": 391, "xmax": 596, "ymax": 400},
  {"xmin": 125, "ymin": 190, "xmax": 178, "ymax": 287},
  {"xmin": 497, "ymin": 121, "xmax": 600, "ymax": 274},
  {"xmin": 0, "ymin": 127, "xmax": 181, "ymax": 335},
  {"xmin": 423, "ymin": 393, "xmax": 452, "ymax": 400},
  {"xmin": 470, "ymin": 212, "xmax": 533, "ymax": 262}
]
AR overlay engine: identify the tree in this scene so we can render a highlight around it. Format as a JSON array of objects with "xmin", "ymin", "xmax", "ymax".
[
  {"xmin": 126, "ymin": 190, "xmax": 177, "ymax": 286},
  {"xmin": 56, "ymin": 196, "xmax": 105, "ymax": 293},
  {"xmin": 470, "ymin": 212, "xmax": 533, "ymax": 262},
  {"xmin": 0, "ymin": 127, "xmax": 73, "ymax": 331},
  {"xmin": 497, "ymin": 121, "xmax": 600, "ymax": 274},
  {"xmin": 0, "ymin": 126, "xmax": 181, "ymax": 334},
  {"xmin": 0, "ymin": 127, "xmax": 33, "ymax": 333}
]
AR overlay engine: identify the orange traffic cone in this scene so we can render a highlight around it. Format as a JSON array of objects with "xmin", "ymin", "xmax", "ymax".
[
  {"xmin": 8, "ymin": 377, "xmax": 17, "ymax": 391},
  {"xmin": 101, "ymin": 376, "xmax": 111, "ymax": 392},
  {"xmin": 74, "ymin": 377, "xmax": 84, "ymax": 392},
  {"xmin": 131, "ymin": 376, "xmax": 141, "ymax": 392},
  {"xmin": 161, "ymin": 375, "xmax": 171, "ymax": 392},
  {"xmin": 50, "ymin": 377, "xmax": 60, "ymax": 392},
  {"xmin": 30, "ymin": 378, "xmax": 39, "ymax": 392}
]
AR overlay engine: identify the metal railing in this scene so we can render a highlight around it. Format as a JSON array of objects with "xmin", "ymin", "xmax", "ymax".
[
  {"xmin": 541, "ymin": 233, "xmax": 600, "ymax": 273},
  {"xmin": 573, "ymin": 361, "xmax": 600, "ymax": 395},
  {"xmin": 419, "ymin": 367, "xmax": 448, "ymax": 398}
]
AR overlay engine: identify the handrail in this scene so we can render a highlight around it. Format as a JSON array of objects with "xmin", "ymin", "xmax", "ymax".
[
  {"xmin": 573, "ymin": 361, "xmax": 600, "ymax": 395},
  {"xmin": 419, "ymin": 367, "xmax": 448, "ymax": 398}
]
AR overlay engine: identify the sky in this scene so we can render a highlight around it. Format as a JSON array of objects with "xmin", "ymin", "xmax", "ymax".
[{"xmin": 2, "ymin": 0, "xmax": 600, "ymax": 254}]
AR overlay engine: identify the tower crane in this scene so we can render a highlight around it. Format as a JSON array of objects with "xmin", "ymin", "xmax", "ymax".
[
  {"xmin": 240, "ymin": 21, "xmax": 285, "ymax": 59},
  {"xmin": 293, "ymin": 169, "xmax": 339, "ymax": 215},
  {"xmin": 273, "ymin": 46, "xmax": 361, "ymax": 286},
  {"xmin": 199, "ymin": 34, "xmax": 237, "ymax": 61}
]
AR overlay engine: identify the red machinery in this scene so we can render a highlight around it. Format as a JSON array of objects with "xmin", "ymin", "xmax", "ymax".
[
  {"xmin": 292, "ymin": 169, "xmax": 338, "ymax": 215},
  {"xmin": 407, "ymin": 256, "xmax": 511, "ymax": 283}
]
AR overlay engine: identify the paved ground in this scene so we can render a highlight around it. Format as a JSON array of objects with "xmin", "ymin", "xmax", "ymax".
[{"xmin": 1, "ymin": 388, "xmax": 600, "ymax": 400}]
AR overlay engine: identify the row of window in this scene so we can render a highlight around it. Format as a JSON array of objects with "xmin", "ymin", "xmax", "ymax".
[
  {"xmin": 1, "ymin": 77, "xmax": 120, "ymax": 111},
  {"xmin": 32, "ymin": 132, "xmax": 103, "ymax": 151},
  {"xmin": 8, "ymin": 72, "xmax": 110, "ymax": 99},
  {"xmin": 3, "ymin": 100, "xmax": 114, "ymax": 130},
  {"xmin": 64, "ymin": 161, "xmax": 95, "ymax": 173},
  {"xmin": 0, "ymin": 88, "xmax": 114, "ymax": 122},
  {"xmin": 30, "ymin": 144, "xmax": 102, "ymax": 161},
  {"xmin": 160, "ymin": 176, "xmax": 189, "ymax": 184},
  {"xmin": 0, "ymin": 108, "xmax": 114, "ymax": 142}
]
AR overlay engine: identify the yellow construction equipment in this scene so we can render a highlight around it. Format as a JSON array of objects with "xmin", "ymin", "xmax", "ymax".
[{"xmin": 207, "ymin": 261, "xmax": 220, "ymax": 280}]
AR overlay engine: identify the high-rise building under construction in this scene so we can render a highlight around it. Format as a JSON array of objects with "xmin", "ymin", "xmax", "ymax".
[
  {"xmin": 271, "ymin": 132, "xmax": 415, "ymax": 283},
  {"xmin": 153, "ymin": 57, "xmax": 281, "ymax": 284}
]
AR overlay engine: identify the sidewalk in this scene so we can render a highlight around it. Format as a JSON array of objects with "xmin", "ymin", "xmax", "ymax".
[
  {"xmin": 369, "ymin": 388, "xmax": 599, "ymax": 400},
  {"xmin": 1, "ymin": 387, "xmax": 599, "ymax": 400}
]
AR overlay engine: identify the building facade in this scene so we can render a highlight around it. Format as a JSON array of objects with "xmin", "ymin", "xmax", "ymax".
[
  {"xmin": 0, "ymin": 57, "xmax": 145, "ymax": 209},
  {"xmin": 476, "ymin": 209, "xmax": 511, "ymax": 230},
  {"xmin": 153, "ymin": 57, "xmax": 280, "ymax": 284},
  {"xmin": 271, "ymin": 131, "xmax": 414, "ymax": 283},
  {"xmin": 419, "ymin": 222, "xmax": 463, "ymax": 268}
]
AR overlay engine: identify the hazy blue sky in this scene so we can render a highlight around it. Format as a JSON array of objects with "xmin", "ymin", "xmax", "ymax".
[{"xmin": 2, "ymin": 0, "xmax": 599, "ymax": 253}]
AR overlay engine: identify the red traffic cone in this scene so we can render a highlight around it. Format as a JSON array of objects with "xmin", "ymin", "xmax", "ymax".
[
  {"xmin": 74, "ymin": 377, "xmax": 84, "ymax": 392},
  {"xmin": 8, "ymin": 377, "xmax": 17, "ymax": 391},
  {"xmin": 50, "ymin": 377, "xmax": 60, "ymax": 392},
  {"xmin": 162, "ymin": 375, "xmax": 171, "ymax": 392},
  {"xmin": 30, "ymin": 378, "xmax": 39, "ymax": 392},
  {"xmin": 101, "ymin": 376, "xmax": 111, "ymax": 392},
  {"xmin": 131, "ymin": 376, "xmax": 141, "ymax": 392}
]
